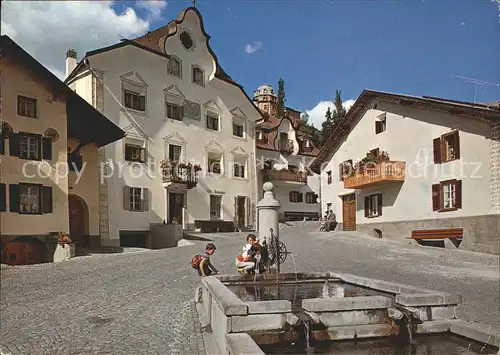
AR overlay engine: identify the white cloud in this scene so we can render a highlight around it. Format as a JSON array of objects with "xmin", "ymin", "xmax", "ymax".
[
  {"xmin": 136, "ymin": 0, "xmax": 167, "ymax": 21},
  {"xmin": 244, "ymin": 41, "xmax": 262, "ymax": 54},
  {"xmin": 304, "ymin": 99, "xmax": 355, "ymax": 129},
  {"xmin": 1, "ymin": 1, "xmax": 167, "ymax": 80}
]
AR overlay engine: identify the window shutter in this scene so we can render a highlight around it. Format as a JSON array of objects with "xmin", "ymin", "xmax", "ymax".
[
  {"xmin": 377, "ymin": 194, "xmax": 383, "ymax": 216},
  {"xmin": 42, "ymin": 137, "xmax": 52, "ymax": 160},
  {"xmin": 139, "ymin": 95, "xmax": 146, "ymax": 111},
  {"xmin": 375, "ymin": 121, "xmax": 382, "ymax": 134},
  {"xmin": 42, "ymin": 186, "xmax": 53, "ymax": 213},
  {"xmin": 364, "ymin": 196, "xmax": 369, "ymax": 217},
  {"xmin": 433, "ymin": 138, "xmax": 442, "ymax": 164},
  {"xmin": 0, "ymin": 183, "xmax": 6, "ymax": 212},
  {"xmin": 123, "ymin": 186, "xmax": 130, "ymax": 210},
  {"xmin": 455, "ymin": 180, "xmax": 462, "ymax": 209},
  {"xmin": 289, "ymin": 191, "xmax": 293, "ymax": 202},
  {"xmin": 241, "ymin": 165, "xmax": 245, "ymax": 178},
  {"xmin": 9, "ymin": 184, "xmax": 20, "ymax": 213},
  {"xmin": 454, "ymin": 132, "xmax": 460, "ymax": 159},
  {"xmin": 233, "ymin": 196, "xmax": 238, "ymax": 225},
  {"xmin": 246, "ymin": 197, "xmax": 250, "ymax": 227},
  {"xmin": 9, "ymin": 133, "xmax": 20, "ymax": 157},
  {"xmin": 0, "ymin": 136, "xmax": 4, "ymax": 155},
  {"xmin": 431, "ymin": 183, "xmax": 441, "ymax": 211},
  {"xmin": 140, "ymin": 148, "xmax": 146, "ymax": 163},
  {"xmin": 338, "ymin": 163, "xmax": 344, "ymax": 181},
  {"xmin": 298, "ymin": 193, "xmax": 303, "ymax": 203},
  {"xmin": 141, "ymin": 188, "xmax": 149, "ymax": 211}
]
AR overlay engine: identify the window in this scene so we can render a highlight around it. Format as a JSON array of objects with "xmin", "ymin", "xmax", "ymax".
[
  {"xmin": 210, "ymin": 195, "xmax": 222, "ymax": 219},
  {"xmin": 123, "ymin": 89, "xmax": 145, "ymax": 111},
  {"xmin": 233, "ymin": 158, "xmax": 246, "ymax": 178},
  {"xmin": 18, "ymin": 96, "xmax": 37, "ymax": 118},
  {"xmin": 326, "ymin": 203, "xmax": 332, "ymax": 211},
  {"xmin": 288, "ymin": 164, "xmax": 298, "ymax": 172},
  {"xmin": 180, "ymin": 31, "xmax": 194, "ymax": 50},
  {"xmin": 364, "ymin": 194, "xmax": 382, "ymax": 218},
  {"xmin": 339, "ymin": 160, "xmax": 353, "ymax": 181},
  {"xmin": 289, "ymin": 191, "xmax": 303, "ymax": 203},
  {"xmin": 207, "ymin": 152, "xmax": 222, "ymax": 174},
  {"xmin": 306, "ymin": 192, "xmax": 317, "ymax": 204},
  {"xmin": 123, "ymin": 187, "xmax": 149, "ymax": 212},
  {"xmin": 167, "ymin": 57, "xmax": 182, "ymax": 77},
  {"xmin": 124, "ymin": 144, "xmax": 146, "ymax": 163},
  {"xmin": 166, "ymin": 102, "xmax": 183, "ymax": 121},
  {"xmin": 20, "ymin": 185, "xmax": 40, "ymax": 214},
  {"xmin": 375, "ymin": 117, "xmax": 386, "ymax": 134},
  {"xmin": 169, "ymin": 144, "xmax": 182, "ymax": 162},
  {"xmin": 433, "ymin": 131, "xmax": 460, "ymax": 164},
  {"xmin": 233, "ymin": 122, "xmax": 244, "ymax": 138},
  {"xmin": 256, "ymin": 131, "xmax": 263, "ymax": 140},
  {"xmin": 432, "ymin": 179, "xmax": 462, "ymax": 212},
  {"xmin": 206, "ymin": 112, "xmax": 219, "ymax": 131},
  {"xmin": 20, "ymin": 135, "xmax": 40, "ymax": 160},
  {"xmin": 192, "ymin": 66, "xmax": 204, "ymax": 86},
  {"xmin": 305, "ymin": 140, "xmax": 310, "ymax": 148},
  {"xmin": 326, "ymin": 171, "xmax": 332, "ymax": 184}
]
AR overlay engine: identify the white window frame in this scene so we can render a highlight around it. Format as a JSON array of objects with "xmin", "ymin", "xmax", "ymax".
[
  {"xmin": 121, "ymin": 80, "xmax": 147, "ymax": 114},
  {"xmin": 442, "ymin": 182, "xmax": 456, "ymax": 209},
  {"xmin": 232, "ymin": 155, "xmax": 247, "ymax": 179},
  {"xmin": 166, "ymin": 101, "xmax": 183, "ymax": 121},
  {"xmin": 167, "ymin": 56, "xmax": 182, "ymax": 78},
  {"xmin": 123, "ymin": 137, "xmax": 147, "ymax": 164},
  {"xmin": 17, "ymin": 95, "xmax": 38, "ymax": 118},
  {"xmin": 207, "ymin": 151, "xmax": 223, "ymax": 175},
  {"xmin": 209, "ymin": 194, "xmax": 222, "ymax": 219},
  {"xmin": 19, "ymin": 135, "xmax": 40, "ymax": 160},
  {"xmin": 129, "ymin": 187, "xmax": 143, "ymax": 211},
  {"xmin": 20, "ymin": 185, "xmax": 40, "ymax": 214}
]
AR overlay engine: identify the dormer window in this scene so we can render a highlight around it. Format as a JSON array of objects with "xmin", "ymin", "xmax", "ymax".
[
  {"xmin": 167, "ymin": 57, "xmax": 182, "ymax": 78},
  {"xmin": 256, "ymin": 131, "xmax": 263, "ymax": 140},
  {"xmin": 192, "ymin": 66, "xmax": 204, "ymax": 86},
  {"xmin": 305, "ymin": 140, "xmax": 310, "ymax": 148}
]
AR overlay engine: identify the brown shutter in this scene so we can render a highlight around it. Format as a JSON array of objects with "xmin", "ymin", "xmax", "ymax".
[
  {"xmin": 233, "ymin": 196, "xmax": 238, "ymax": 225},
  {"xmin": 9, "ymin": 133, "xmax": 20, "ymax": 157},
  {"xmin": 433, "ymin": 138, "xmax": 442, "ymax": 164},
  {"xmin": 42, "ymin": 186, "xmax": 53, "ymax": 213},
  {"xmin": 432, "ymin": 183, "xmax": 441, "ymax": 211},
  {"xmin": 0, "ymin": 183, "xmax": 6, "ymax": 212},
  {"xmin": 289, "ymin": 191, "xmax": 293, "ymax": 202},
  {"xmin": 338, "ymin": 163, "xmax": 343, "ymax": 181},
  {"xmin": 42, "ymin": 137, "xmax": 52, "ymax": 160},
  {"xmin": 0, "ymin": 136, "xmax": 4, "ymax": 155},
  {"xmin": 9, "ymin": 184, "xmax": 20, "ymax": 213},
  {"xmin": 140, "ymin": 147, "xmax": 146, "ymax": 163},
  {"xmin": 454, "ymin": 131, "xmax": 460, "ymax": 159},
  {"xmin": 455, "ymin": 180, "xmax": 462, "ymax": 209},
  {"xmin": 364, "ymin": 196, "xmax": 369, "ymax": 217},
  {"xmin": 123, "ymin": 186, "xmax": 130, "ymax": 210},
  {"xmin": 141, "ymin": 188, "xmax": 149, "ymax": 211},
  {"xmin": 377, "ymin": 194, "xmax": 383, "ymax": 216}
]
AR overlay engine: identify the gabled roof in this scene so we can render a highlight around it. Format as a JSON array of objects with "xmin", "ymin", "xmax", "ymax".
[
  {"xmin": 65, "ymin": 7, "xmax": 263, "ymax": 120},
  {"xmin": 1, "ymin": 35, "xmax": 125, "ymax": 147},
  {"xmin": 310, "ymin": 89, "xmax": 500, "ymax": 173}
]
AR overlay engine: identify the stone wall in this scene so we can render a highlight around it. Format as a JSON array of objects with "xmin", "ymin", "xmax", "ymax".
[
  {"xmin": 349, "ymin": 214, "xmax": 500, "ymax": 255},
  {"xmin": 490, "ymin": 122, "xmax": 500, "ymax": 214}
]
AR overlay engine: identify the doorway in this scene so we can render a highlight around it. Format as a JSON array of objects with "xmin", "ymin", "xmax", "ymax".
[
  {"xmin": 168, "ymin": 192, "xmax": 184, "ymax": 225},
  {"xmin": 236, "ymin": 196, "xmax": 247, "ymax": 227},
  {"xmin": 342, "ymin": 194, "xmax": 356, "ymax": 231},
  {"xmin": 68, "ymin": 194, "xmax": 89, "ymax": 247},
  {"xmin": 2, "ymin": 237, "xmax": 47, "ymax": 265}
]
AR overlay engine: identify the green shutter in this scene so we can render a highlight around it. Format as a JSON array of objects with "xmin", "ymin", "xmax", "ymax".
[
  {"xmin": 9, "ymin": 184, "xmax": 20, "ymax": 213},
  {"xmin": 42, "ymin": 186, "xmax": 53, "ymax": 213}
]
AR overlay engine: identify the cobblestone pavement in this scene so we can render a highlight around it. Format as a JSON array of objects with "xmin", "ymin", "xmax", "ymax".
[{"xmin": 1, "ymin": 222, "xmax": 499, "ymax": 354}]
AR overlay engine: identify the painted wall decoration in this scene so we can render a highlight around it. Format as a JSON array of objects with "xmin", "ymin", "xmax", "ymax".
[{"xmin": 183, "ymin": 100, "xmax": 201, "ymax": 121}]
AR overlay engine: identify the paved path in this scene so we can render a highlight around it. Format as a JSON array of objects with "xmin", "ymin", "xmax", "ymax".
[{"xmin": 1, "ymin": 222, "xmax": 499, "ymax": 354}]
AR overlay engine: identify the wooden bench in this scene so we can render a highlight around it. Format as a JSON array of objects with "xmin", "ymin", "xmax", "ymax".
[
  {"xmin": 284, "ymin": 212, "xmax": 320, "ymax": 221},
  {"xmin": 194, "ymin": 220, "xmax": 236, "ymax": 233},
  {"xmin": 411, "ymin": 228, "xmax": 463, "ymax": 248}
]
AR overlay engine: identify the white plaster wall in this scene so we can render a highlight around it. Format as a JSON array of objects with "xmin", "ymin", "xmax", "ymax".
[
  {"xmin": 320, "ymin": 101, "xmax": 493, "ymax": 225},
  {"xmin": 71, "ymin": 12, "xmax": 260, "ymax": 241}
]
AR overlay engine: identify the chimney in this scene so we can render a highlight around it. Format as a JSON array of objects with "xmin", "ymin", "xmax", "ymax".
[{"xmin": 65, "ymin": 49, "xmax": 77, "ymax": 79}]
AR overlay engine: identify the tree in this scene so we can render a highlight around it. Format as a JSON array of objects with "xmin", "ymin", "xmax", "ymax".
[
  {"xmin": 332, "ymin": 90, "xmax": 347, "ymax": 123},
  {"xmin": 276, "ymin": 78, "xmax": 286, "ymax": 118},
  {"xmin": 320, "ymin": 106, "xmax": 334, "ymax": 145},
  {"xmin": 299, "ymin": 112, "xmax": 321, "ymax": 148},
  {"xmin": 319, "ymin": 90, "xmax": 348, "ymax": 145}
]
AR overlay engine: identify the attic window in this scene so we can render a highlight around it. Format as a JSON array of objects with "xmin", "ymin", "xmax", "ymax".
[
  {"xmin": 305, "ymin": 140, "xmax": 310, "ymax": 148},
  {"xmin": 180, "ymin": 31, "xmax": 193, "ymax": 50}
]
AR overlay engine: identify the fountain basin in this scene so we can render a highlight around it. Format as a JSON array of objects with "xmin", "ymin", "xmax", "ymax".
[{"xmin": 195, "ymin": 272, "xmax": 499, "ymax": 355}]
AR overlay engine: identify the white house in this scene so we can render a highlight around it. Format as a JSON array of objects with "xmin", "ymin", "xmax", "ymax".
[
  {"xmin": 253, "ymin": 84, "xmax": 321, "ymax": 221},
  {"xmin": 65, "ymin": 7, "xmax": 263, "ymax": 247},
  {"xmin": 311, "ymin": 90, "xmax": 500, "ymax": 255}
]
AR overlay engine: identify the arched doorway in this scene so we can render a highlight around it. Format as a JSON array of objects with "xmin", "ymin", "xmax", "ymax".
[
  {"xmin": 68, "ymin": 194, "xmax": 89, "ymax": 248},
  {"xmin": 2, "ymin": 237, "xmax": 47, "ymax": 265}
]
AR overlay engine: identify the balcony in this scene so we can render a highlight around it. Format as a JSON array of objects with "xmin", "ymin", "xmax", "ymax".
[
  {"xmin": 161, "ymin": 160, "xmax": 200, "ymax": 189},
  {"xmin": 343, "ymin": 161, "xmax": 405, "ymax": 189},
  {"xmin": 263, "ymin": 169, "xmax": 308, "ymax": 184}
]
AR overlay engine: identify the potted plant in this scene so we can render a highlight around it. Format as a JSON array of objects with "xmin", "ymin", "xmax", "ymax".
[
  {"xmin": 193, "ymin": 164, "xmax": 202, "ymax": 172},
  {"xmin": 57, "ymin": 232, "xmax": 73, "ymax": 247}
]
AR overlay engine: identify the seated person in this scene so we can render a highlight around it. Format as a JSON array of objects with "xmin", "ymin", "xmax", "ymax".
[{"xmin": 236, "ymin": 234, "xmax": 260, "ymax": 274}]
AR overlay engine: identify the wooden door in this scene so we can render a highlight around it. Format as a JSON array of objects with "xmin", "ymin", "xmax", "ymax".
[
  {"xmin": 169, "ymin": 193, "xmax": 184, "ymax": 225},
  {"xmin": 3, "ymin": 241, "xmax": 45, "ymax": 265},
  {"xmin": 69, "ymin": 195, "xmax": 85, "ymax": 245},
  {"xmin": 237, "ymin": 197, "xmax": 246, "ymax": 227},
  {"xmin": 342, "ymin": 194, "xmax": 356, "ymax": 231}
]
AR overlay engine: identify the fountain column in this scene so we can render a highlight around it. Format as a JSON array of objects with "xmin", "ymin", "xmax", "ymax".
[{"xmin": 257, "ymin": 182, "xmax": 281, "ymax": 244}]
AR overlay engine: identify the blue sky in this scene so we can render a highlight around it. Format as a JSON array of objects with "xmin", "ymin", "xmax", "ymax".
[
  {"xmin": 125, "ymin": 0, "xmax": 500, "ymax": 116},
  {"xmin": 2, "ymin": 0, "xmax": 499, "ymax": 127}
]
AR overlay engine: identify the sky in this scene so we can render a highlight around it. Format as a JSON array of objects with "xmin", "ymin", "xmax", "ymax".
[{"xmin": 2, "ymin": 0, "xmax": 499, "ymax": 128}]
